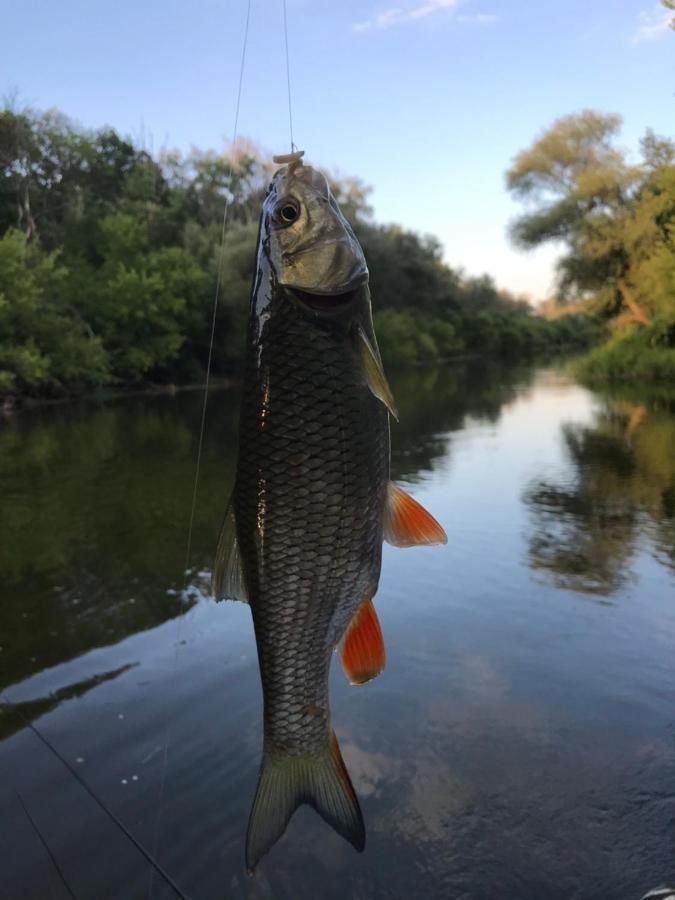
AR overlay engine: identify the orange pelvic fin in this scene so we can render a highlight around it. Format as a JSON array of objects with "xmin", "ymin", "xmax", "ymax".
[
  {"xmin": 341, "ymin": 598, "xmax": 386, "ymax": 686},
  {"xmin": 384, "ymin": 482, "xmax": 448, "ymax": 548}
]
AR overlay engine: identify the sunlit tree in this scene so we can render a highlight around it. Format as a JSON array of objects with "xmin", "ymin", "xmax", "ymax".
[{"xmin": 507, "ymin": 111, "xmax": 675, "ymax": 331}]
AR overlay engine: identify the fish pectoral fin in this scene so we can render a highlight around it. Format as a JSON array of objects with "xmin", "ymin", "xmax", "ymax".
[
  {"xmin": 355, "ymin": 325, "xmax": 399, "ymax": 421},
  {"xmin": 384, "ymin": 481, "xmax": 448, "ymax": 547},
  {"xmin": 340, "ymin": 597, "xmax": 386, "ymax": 685},
  {"xmin": 211, "ymin": 497, "xmax": 248, "ymax": 603},
  {"xmin": 246, "ymin": 731, "xmax": 364, "ymax": 872}
]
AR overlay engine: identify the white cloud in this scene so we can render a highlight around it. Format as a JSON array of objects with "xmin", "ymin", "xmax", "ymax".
[
  {"xmin": 457, "ymin": 12, "xmax": 498, "ymax": 24},
  {"xmin": 632, "ymin": 5, "xmax": 673, "ymax": 42},
  {"xmin": 409, "ymin": 0, "xmax": 459, "ymax": 20},
  {"xmin": 353, "ymin": 0, "xmax": 459, "ymax": 32}
]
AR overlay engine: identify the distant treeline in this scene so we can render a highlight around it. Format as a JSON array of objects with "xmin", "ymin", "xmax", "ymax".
[{"xmin": 0, "ymin": 106, "xmax": 597, "ymax": 399}]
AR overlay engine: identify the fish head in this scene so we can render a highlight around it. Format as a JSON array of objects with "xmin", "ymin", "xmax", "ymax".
[{"xmin": 262, "ymin": 159, "xmax": 369, "ymax": 310}]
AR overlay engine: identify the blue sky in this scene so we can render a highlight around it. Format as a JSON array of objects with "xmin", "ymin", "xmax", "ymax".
[{"xmin": 3, "ymin": 0, "xmax": 674, "ymax": 299}]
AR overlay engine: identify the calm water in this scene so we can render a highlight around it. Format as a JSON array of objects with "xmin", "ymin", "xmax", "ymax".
[{"xmin": 1, "ymin": 363, "xmax": 674, "ymax": 900}]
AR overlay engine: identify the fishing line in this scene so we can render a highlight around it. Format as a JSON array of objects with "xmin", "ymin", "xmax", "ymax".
[
  {"xmin": 148, "ymin": 0, "xmax": 252, "ymax": 896},
  {"xmin": 182, "ymin": 1, "xmax": 252, "ymax": 585},
  {"xmin": 15, "ymin": 789, "xmax": 79, "ymax": 900},
  {"xmin": 1, "ymin": 697, "xmax": 190, "ymax": 900},
  {"xmin": 282, "ymin": 0, "xmax": 296, "ymax": 151}
]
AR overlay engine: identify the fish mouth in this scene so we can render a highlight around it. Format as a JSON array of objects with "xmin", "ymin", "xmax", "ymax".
[{"xmin": 291, "ymin": 287, "xmax": 360, "ymax": 313}]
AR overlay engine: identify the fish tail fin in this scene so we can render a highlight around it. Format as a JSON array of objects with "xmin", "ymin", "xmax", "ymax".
[{"xmin": 245, "ymin": 731, "xmax": 364, "ymax": 872}]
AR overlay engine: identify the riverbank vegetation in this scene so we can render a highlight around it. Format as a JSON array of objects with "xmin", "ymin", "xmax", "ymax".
[
  {"xmin": 0, "ymin": 105, "xmax": 597, "ymax": 402},
  {"xmin": 508, "ymin": 110, "xmax": 675, "ymax": 384}
]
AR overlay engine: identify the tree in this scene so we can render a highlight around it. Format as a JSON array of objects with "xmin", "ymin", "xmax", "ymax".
[
  {"xmin": 78, "ymin": 214, "xmax": 208, "ymax": 380},
  {"xmin": 507, "ymin": 112, "xmax": 642, "ymax": 321},
  {"xmin": 507, "ymin": 112, "xmax": 675, "ymax": 334},
  {"xmin": 0, "ymin": 102, "xmax": 591, "ymax": 399},
  {"xmin": 0, "ymin": 229, "xmax": 108, "ymax": 391}
]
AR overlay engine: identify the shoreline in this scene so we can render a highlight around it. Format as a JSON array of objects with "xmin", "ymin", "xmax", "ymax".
[
  {"xmin": 1, "ymin": 376, "xmax": 238, "ymax": 417},
  {"xmin": 0, "ymin": 347, "xmax": 591, "ymax": 416}
]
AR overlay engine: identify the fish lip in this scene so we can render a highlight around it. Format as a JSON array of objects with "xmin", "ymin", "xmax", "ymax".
[{"xmin": 289, "ymin": 286, "xmax": 361, "ymax": 314}]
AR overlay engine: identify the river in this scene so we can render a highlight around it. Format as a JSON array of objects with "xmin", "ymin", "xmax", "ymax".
[{"xmin": 1, "ymin": 362, "xmax": 674, "ymax": 900}]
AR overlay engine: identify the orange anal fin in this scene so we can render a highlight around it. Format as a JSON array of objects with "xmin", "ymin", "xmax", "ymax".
[
  {"xmin": 340, "ymin": 598, "xmax": 386, "ymax": 686},
  {"xmin": 384, "ymin": 482, "xmax": 448, "ymax": 547}
]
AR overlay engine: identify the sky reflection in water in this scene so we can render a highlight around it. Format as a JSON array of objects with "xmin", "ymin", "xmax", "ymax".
[{"xmin": 1, "ymin": 364, "xmax": 674, "ymax": 900}]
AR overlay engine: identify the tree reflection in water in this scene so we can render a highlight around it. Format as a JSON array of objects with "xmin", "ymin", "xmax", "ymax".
[{"xmin": 524, "ymin": 389, "xmax": 675, "ymax": 596}]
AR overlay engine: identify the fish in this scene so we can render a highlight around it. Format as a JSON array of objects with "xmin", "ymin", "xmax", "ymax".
[{"xmin": 212, "ymin": 150, "xmax": 447, "ymax": 872}]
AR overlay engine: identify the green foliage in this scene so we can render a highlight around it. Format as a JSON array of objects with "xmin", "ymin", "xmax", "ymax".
[
  {"xmin": 508, "ymin": 110, "xmax": 675, "ymax": 382},
  {"xmin": 507, "ymin": 112, "xmax": 675, "ymax": 314},
  {"xmin": 374, "ymin": 306, "xmax": 598, "ymax": 367},
  {"xmin": 0, "ymin": 229, "xmax": 108, "ymax": 392},
  {"xmin": 80, "ymin": 216, "xmax": 208, "ymax": 380},
  {"xmin": 0, "ymin": 103, "xmax": 595, "ymax": 399},
  {"xmin": 375, "ymin": 311, "xmax": 440, "ymax": 364},
  {"xmin": 358, "ymin": 224, "xmax": 461, "ymax": 315},
  {"xmin": 574, "ymin": 327, "xmax": 675, "ymax": 384}
]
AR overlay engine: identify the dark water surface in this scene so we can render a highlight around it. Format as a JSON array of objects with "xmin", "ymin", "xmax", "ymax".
[{"xmin": 1, "ymin": 364, "xmax": 675, "ymax": 900}]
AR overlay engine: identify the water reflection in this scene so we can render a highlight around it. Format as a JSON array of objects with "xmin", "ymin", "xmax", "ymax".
[
  {"xmin": 389, "ymin": 362, "xmax": 535, "ymax": 481},
  {"xmin": 0, "ymin": 393, "xmax": 234, "ymax": 692},
  {"xmin": 0, "ymin": 665, "xmax": 136, "ymax": 741},
  {"xmin": 0, "ymin": 363, "xmax": 528, "ymax": 695},
  {"xmin": 524, "ymin": 387, "xmax": 675, "ymax": 595}
]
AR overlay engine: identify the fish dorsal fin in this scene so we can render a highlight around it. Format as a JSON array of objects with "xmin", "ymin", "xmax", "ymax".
[
  {"xmin": 384, "ymin": 482, "xmax": 448, "ymax": 547},
  {"xmin": 211, "ymin": 496, "xmax": 248, "ymax": 602},
  {"xmin": 340, "ymin": 597, "xmax": 386, "ymax": 685},
  {"xmin": 355, "ymin": 326, "xmax": 398, "ymax": 421}
]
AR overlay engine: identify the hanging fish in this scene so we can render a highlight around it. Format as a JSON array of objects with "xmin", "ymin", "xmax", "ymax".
[{"xmin": 212, "ymin": 150, "xmax": 446, "ymax": 872}]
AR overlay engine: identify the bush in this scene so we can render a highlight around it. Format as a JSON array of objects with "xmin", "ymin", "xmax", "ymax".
[
  {"xmin": 0, "ymin": 230, "xmax": 108, "ymax": 393},
  {"xmin": 574, "ymin": 325, "xmax": 675, "ymax": 384}
]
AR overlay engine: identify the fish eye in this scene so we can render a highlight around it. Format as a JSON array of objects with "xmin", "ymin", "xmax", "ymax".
[{"xmin": 276, "ymin": 198, "xmax": 300, "ymax": 227}]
